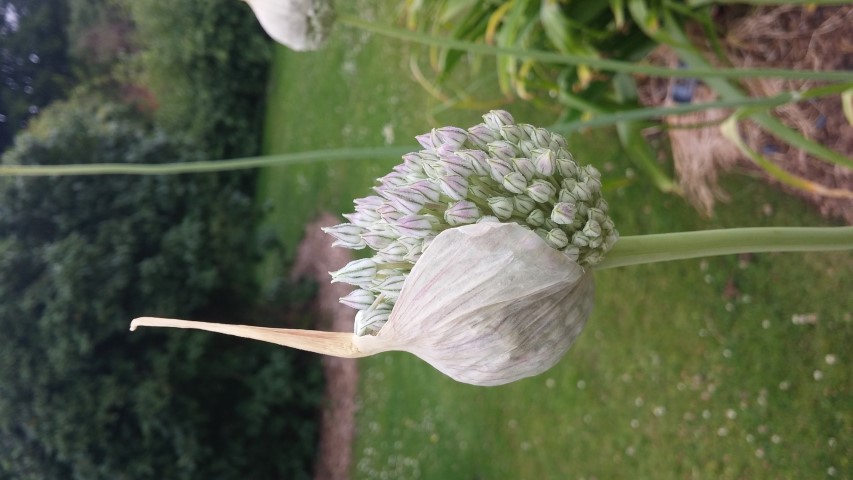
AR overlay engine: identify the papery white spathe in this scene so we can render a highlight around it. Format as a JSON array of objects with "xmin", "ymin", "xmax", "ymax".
[
  {"xmin": 243, "ymin": 0, "xmax": 335, "ymax": 51},
  {"xmin": 131, "ymin": 222, "xmax": 594, "ymax": 386}
]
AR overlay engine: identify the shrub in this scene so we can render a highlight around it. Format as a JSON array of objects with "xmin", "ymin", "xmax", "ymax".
[
  {"xmin": 122, "ymin": 0, "xmax": 273, "ymax": 158},
  {"xmin": 0, "ymin": 97, "xmax": 322, "ymax": 479}
]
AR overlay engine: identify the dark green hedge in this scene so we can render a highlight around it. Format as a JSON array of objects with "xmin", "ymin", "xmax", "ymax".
[{"xmin": 0, "ymin": 98, "xmax": 322, "ymax": 479}]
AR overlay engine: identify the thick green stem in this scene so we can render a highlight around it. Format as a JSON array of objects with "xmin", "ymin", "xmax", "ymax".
[
  {"xmin": 0, "ymin": 146, "xmax": 417, "ymax": 176},
  {"xmin": 594, "ymin": 227, "xmax": 853, "ymax": 270}
]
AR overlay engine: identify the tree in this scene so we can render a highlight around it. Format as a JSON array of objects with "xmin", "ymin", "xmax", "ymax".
[
  {"xmin": 0, "ymin": 97, "xmax": 322, "ymax": 479},
  {"xmin": 0, "ymin": 0, "xmax": 73, "ymax": 152}
]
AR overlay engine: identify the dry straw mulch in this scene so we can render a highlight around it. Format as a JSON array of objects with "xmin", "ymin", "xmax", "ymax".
[{"xmin": 637, "ymin": 5, "xmax": 853, "ymax": 221}]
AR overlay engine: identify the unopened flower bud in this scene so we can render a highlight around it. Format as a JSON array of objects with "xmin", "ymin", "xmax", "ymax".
[
  {"xmin": 513, "ymin": 157, "xmax": 536, "ymax": 181},
  {"xmin": 467, "ymin": 123, "xmax": 502, "ymax": 148},
  {"xmin": 513, "ymin": 194, "xmax": 536, "ymax": 216},
  {"xmin": 362, "ymin": 229, "xmax": 397, "ymax": 250},
  {"xmin": 483, "ymin": 110, "xmax": 515, "ymax": 130},
  {"xmin": 526, "ymin": 208, "xmax": 546, "ymax": 226},
  {"xmin": 444, "ymin": 200, "xmax": 480, "ymax": 226},
  {"xmin": 545, "ymin": 228, "xmax": 569, "ymax": 249},
  {"xmin": 394, "ymin": 215, "xmax": 438, "ymax": 238},
  {"xmin": 502, "ymin": 172, "xmax": 528, "ymax": 194},
  {"xmin": 557, "ymin": 156, "xmax": 578, "ymax": 178},
  {"xmin": 456, "ymin": 150, "xmax": 490, "ymax": 176},
  {"xmin": 441, "ymin": 154, "xmax": 474, "ymax": 177},
  {"xmin": 526, "ymin": 179, "xmax": 557, "ymax": 203},
  {"xmin": 354, "ymin": 306, "xmax": 391, "ymax": 336},
  {"xmin": 432, "ymin": 127, "xmax": 469, "ymax": 150},
  {"xmin": 487, "ymin": 141, "xmax": 518, "ymax": 162},
  {"xmin": 322, "ymin": 223, "xmax": 366, "ymax": 249},
  {"xmin": 378, "ymin": 241, "xmax": 410, "ymax": 262},
  {"xmin": 500, "ymin": 124, "xmax": 527, "ymax": 143},
  {"xmin": 533, "ymin": 149, "xmax": 557, "ymax": 177},
  {"xmin": 409, "ymin": 179, "xmax": 441, "ymax": 203},
  {"xmin": 376, "ymin": 275, "xmax": 407, "ymax": 298},
  {"xmin": 487, "ymin": 196, "xmax": 514, "ymax": 219},
  {"xmin": 331, "ymin": 258, "xmax": 377, "ymax": 287},
  {"xmin": 551, "ymin": 202, "xmax": 576, "ymax": 225},
  {"xmin": 583, "ymin": 219, "xmax": 602, "ymax": 238},
  {"xmin": 438, "ymin": 174, "xmax": 469, "ymax": 201},
  {"xmin": 339, "ymin": 289, "xmax": 375, "ymax": 310},
  {"xmin": 384, "ymin": 187, "xmax": 427, "ymax": 215}
]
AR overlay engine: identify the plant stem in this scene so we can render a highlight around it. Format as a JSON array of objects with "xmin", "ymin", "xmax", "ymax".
[
  {"xmin": 594, "ymin": 227, "xmax": 853, "ymax": 270},
  {"xmin": 337, "ymin": 14, "xmax": 853, "ymax": 82},
  {"xmin": 0, "ymin": 146, "xmax": 417, "ymax": 176}
]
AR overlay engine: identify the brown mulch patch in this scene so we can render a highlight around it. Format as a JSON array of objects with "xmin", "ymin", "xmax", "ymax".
[
  {"xmin": 291, "ymin": 213, "xmax": 358, "ymax": 480},
  {"xmin": 637, "ymin": 5, "xmax": 853, "ymax": 221}
]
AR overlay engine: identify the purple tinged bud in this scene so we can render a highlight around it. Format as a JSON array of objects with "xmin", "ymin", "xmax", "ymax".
[
  {"xmin": 513, "ymin": 194, "xmax": 536, "ymax": 215},
  {"xmin": 439, "ymin": 174, "xmax": 469, "ymax": 201},
  {"xmin": 483, "ymin": 110, "xmax": 515, "ymax": 130},
  {"xmin": 385, "ymin": 187, "xmax": 427, "ymax": 215},
  {"xmin": 499, "ymin": 124, "xmax": 526, "ymax": 143},
  {"xmin": 487, "ymin": 140, "xmax": 519, "ymax": 162},
  {"xmin": 487, "ymin": 157, "xmax": 513, "ymax": 183},
  {"xmin": 377, "ymin": 203, "xmax": 402, "ymax": 223},
  {"xmin": 513, "ymin": 157, "xmax": 536, "ymax": 181},
  {"xmin": 467, "ymin": 123, "xmax": 502, "ymax": 148},
  {"xmin": 534, "ymin": 149, "xmax": 557, "ymax": 177},
  {"xmin": 526, "ymin": 208, "xmax": 545, "ymax": 227},
  {"xmin": 441, "ymin": 154, "xmax": 474, "ymax": 177},
  {"xmin": 526, "ymin": 179, "xmax": 557, "ymax": 203},
  {"xmin": 330, "ymin": 258, "xmax": 377, "ymax": 287},
  {"xmin": 415, "ymin": 132, "xmax": 436, "ymax": 150},
  {"xmin": 444, "ymin": 200, "xmax": 481, "ymax": 226},
  {"xmin": 323, "ymin": 223, "xmax": 367, "ymax": 249},
  {"xmin": 551, "ymin": 202, "xmax": 576, "ymax": 225},
  {"xmin": 409, "ymin": 179, "xmax": 441, "ymax": 203},
  {"xmin": 432, "ymin": 127, "xmax": 469, "ymax": 150},
  {"xmin": 354, "ymin": 195, "xmax": 383, "ymax": 209},
  {"xmin": 487, "ymin": 196, "xmax": 514, "ymax": 220},
  {"xmin": 545, "ymin": 228, "xmax": 569, "ymax": 249},
  {"xmin": 362, "ymin": 229, "xmax": 397, "ymax": 250},
  {"xmin": 378, "ymin": 172, "xmax": 409, "ymax": 188},
  {"xmin": 343, "ymin": 211, "xmax": 378, "ymax": 227},
  {"xmin": 339, "ymin": 289, "xmax": 376, "ymax": 310},
  {"xmin": 378, "ymin": 241, "xmax": 410, "ymax": 262},
  {"xmin": 393, "ymin": 214, "xmax": 437, "ymax": 238},
  {"xmin": 402, "ymin": 152, "xmax": 426, "ymax": 168},
  {"xmin": 456, "ymin": 149, "xmax": 490, "ymax": 176},
  {"xmin": 502, "ymin": 172, "xmax": 527, "ymax": 194}
]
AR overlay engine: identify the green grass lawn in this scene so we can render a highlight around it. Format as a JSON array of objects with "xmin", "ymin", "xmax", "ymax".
[{"xmin": 256, "ymin": 3, "xmax": 851, "ymax": 478}]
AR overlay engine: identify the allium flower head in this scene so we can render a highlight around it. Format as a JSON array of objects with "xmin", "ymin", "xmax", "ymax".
[{"xmin": 325, "ymin": 110, "xmax": 618, "ymax": 336}]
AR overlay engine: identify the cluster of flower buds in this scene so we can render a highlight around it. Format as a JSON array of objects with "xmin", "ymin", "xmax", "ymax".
[{"xmin": 324, "ymin": 110, "xmax": 618, "ymax": 335}]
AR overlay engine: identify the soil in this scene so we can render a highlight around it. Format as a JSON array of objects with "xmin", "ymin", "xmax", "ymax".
[{"xmin": 291, "ymin": 213, "xmax": 358, "ymax": 480}]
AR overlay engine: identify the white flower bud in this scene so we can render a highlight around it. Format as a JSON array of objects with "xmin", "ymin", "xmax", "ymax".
[
  {"xmin": 557, "ymin": 156, "xmax": 578, "ymax": 178},
  {"xmin": 376, "ymin": 275, "xmax": 407, "ymax": 298},
  {"xmin": 378, "ymin": 241, "xmax": 411, "ymax": 263},
  {"xmin": 502, "ymin": 172, "xmax": 528, "ymax": 194},
  {"xmin": 487, "ymin": 141, "xmax": 518, "ymax": 162},
  {"xmin": 483, "ymin": 110, "xmax": 515, "ymax": 130},
  {"xmin": 513, "ymin": 194, "xmax": 536, "ymax": 216},
  {"xmin": 354, "ymin": 306, "xmax": 391, "ymax": 336},
  {"xmin": 456, "ymin": 150, "xmax": 490, "ymax": 176},
  {"xmin": 441, "ymin": 154, "xmax": 474, "ymax": 178},
  {"xmin": 339, "ymin": 289, "xmax": 375, "ymax": 310},
  {"xmin": 361, "ymin": 229, "xmax": 397, "ymax": 250},
  {"xmin": 499, "ymin": 124, "xmax": 527, "ymax": 143},
  {"xmin": 487, "ymin": 196, "xmax": 514, "ymax": 219},
  {"xmin": 322, "ymin": 223, "xmax": 366, "ymax": 249},
  {"xmin": 243, "ymin": 0, "xmax": 335, "ymax": 51},
  {"xmin": 330, "ymin": 258, "xmax": 377, "ymax": 287},
  {"xmin": 526, "ymin": 179, "xmax": 557, "ymax": 203},
  {"xmin": 533, "ymin": 149, "xmax": 557, "ymax": 177},
  {"xmin": 545, "ymin": 228, "xmax": 569, "ymax": 249},
  {"xmin": 526, "ymin": 208, "xmax": 545, "ymax": 227}
]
